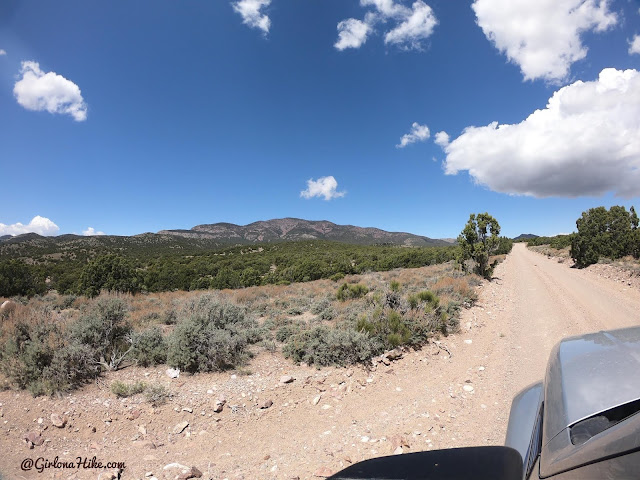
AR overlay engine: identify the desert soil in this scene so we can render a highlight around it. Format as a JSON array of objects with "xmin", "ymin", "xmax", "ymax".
[{"xmin": 2, "ymin": 243, "xmax": 640, "ymax": 480}]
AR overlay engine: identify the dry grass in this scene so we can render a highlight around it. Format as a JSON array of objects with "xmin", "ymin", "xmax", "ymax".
[
  {"xmin": 528, "ymin": 245, "xmax": 571, "ymax": 260},
  {"xmin": 1, "ymin": 261, "xmax": 485, "ymax": 373}
]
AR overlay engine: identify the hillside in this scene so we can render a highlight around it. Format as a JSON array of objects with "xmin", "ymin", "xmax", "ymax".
[
  {"xmin": 159, "ymin": 218, "xmax": 450, "ymax": 247},
  {"xmin": 513, "ymin": 233, "xmax": 538, "ymax": 241},
  {"xmin": 0, "ymin": 219, "xmax": 449, "ymax": 262}
]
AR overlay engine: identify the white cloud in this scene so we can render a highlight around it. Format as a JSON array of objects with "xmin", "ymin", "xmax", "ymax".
[
  {"xmin": 630, "ymin": 35, "xmax": 640, "ymax": 55},
  {"xmin": 300, "ymin": 176, "xmax": 346, "ymax": 200},
  {"xmin": 0, "ymin": 216, "xmax": 59, "ymax": 236},
  {"xmin": 384, "ymin": 1, "xmax": 437, "ymax": 49},
  {"xmin": 472, "ymin": 0, "xmax": 618, "ymax": 82},
  {"xmin": 440, "ymin": 68, "xmax": 640, "ymax": 198},
  {"xmin": 82, "ymin": 227, "xmax": 105, "ymax": 236},
  {"xmin": 397, "ymin": 122, "xmax": 430, "ymax": 148},
  {"xmin": 232, "ymin": 0, "xmax": 271, "ymax": 34},
  {"xmin": 0, "ymin": 49, "xmax": 6, "ymax": 56},
  {"xmin": 335, "ymin": 19, "xmax": 371, "ymax": 50},
  {"xmin": 361, "ymin": 0, "xmax": 408, "ymax": 18},
  {"xmin": 434, "ymin": 131, "xmax": 450, "ymax": 147},
  {"xmin": 335, "ymin": 0, "xmax": 437, "ymax": 51},
  {"xmin": 13, "ymin": 61, "xmax": 87, "ymax": 121}
]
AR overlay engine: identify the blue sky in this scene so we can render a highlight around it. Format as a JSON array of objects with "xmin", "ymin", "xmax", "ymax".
[{"xmin": 1, "ymin": 0, "xmax": 640, "ymax": 239}]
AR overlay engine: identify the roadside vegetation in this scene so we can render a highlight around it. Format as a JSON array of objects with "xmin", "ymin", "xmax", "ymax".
[
  {"xmin": 0, "ymin": 213, "xmax": 513, "ymax": 396},
  {"xmin": 524, "ymin": 206, "xmax": 640, "ymax": 268},
  {"xmin": 0, "ymin": 262, "xmax": 483, "ymax": 396}
]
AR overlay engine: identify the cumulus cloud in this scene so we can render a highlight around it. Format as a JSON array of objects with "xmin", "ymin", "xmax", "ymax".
[
  {"xmin": 300, "ymin": 176, "xmax": 346, "ymax": 200},
  {"xmin": 384, "ymin": 1, "xmax": 437, "ymax": 49},
  {"xmin": 13, "ymin": 61, "xmax": 87, "ymax": 121},
  {"xmin": 335, "ymin": 19, "xmax": 371, "ymax": 50},
  {"xmin": 434, "ymin": 131, "xmax": 450, "ymax": 147},
  {"xmin": 335, "ymin": 0, "xmax": 437, "ymax": 51},
  {"xmin": 472, "ymin": 0, "xmax": 618, "ymax": 82},
  {"xmin": 0, "ymin": 216, "xmax": 59, "ymax": 236},
  {"xmin": 630, "ymin": 35, "xmax": 640, "ymax": 55},
  {"xmin": 397, "ymin": 122, "xmax": 430, "ymax": 148},
  {"xmin": 0, "ymin": 49, "xmax": 6, "ymax": 56},
  {"xmin": 440, "ymin": 68, "xmax": 640, "ymax": 198},
  {"xmin": 232, "ymin": 0, "xmax": 271, "ymax": 34},
  {"xmin": 82, "ymin": 227, "xmax": 105, "ymax": 236}
]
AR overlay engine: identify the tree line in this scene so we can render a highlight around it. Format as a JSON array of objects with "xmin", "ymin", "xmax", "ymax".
[{"xmin": 0, "ymin": 241, "xmax": 461, "ymax": 297}]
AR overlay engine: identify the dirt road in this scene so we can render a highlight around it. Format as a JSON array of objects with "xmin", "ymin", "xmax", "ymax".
[
  {"xmin": 2, "ymin": 243, "xmax": 640, "ymax": 480},
  {"xmin": 446, "ymin": 242, "xmax": 640, "ymax": 449}
]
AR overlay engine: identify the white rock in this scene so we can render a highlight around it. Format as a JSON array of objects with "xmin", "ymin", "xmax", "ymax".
[
  {"xmin": 312, "ymin": 395, "xmax": 321, "ymax": 406},
  {"xmin": 172, "ymin": 421, "xmax": 189, "ymax": 435},
  {"xmin": 163, "ymin": 463, "xmax": 189, "ymax": 471},
  {"xmin": 280, "ymin": 375, "xmax": 294, "ymax": 384},
  {"xmin": 166, "ymin": 368, "xmax": 180, "ymax": 379},
  {"xmin": 464, "ymin": 339, "xmax": 472, "ymax": 344},
  {"xmin": 361, "ymin": 436, "xmax": 370, "ymax": 442},
  {"xmin": 463, "ymin": 385, "xmax": 474, "ymax": 392},
  {"xmin": 394, "ymin": 446, "xmax": 404, "ymax": 455}
]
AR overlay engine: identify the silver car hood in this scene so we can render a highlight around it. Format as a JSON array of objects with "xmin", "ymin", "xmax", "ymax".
[
  {"xmin": 540, "ymin": 326, "xmax": 640, "ymax": 476},
  {"xmin": 543, "ymin": 326, "xmax": 640, "ymax": 441}
]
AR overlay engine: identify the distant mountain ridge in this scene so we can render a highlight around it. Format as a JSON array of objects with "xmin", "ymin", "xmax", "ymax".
[
  {"xmin": 513, "ymin": 233, "xmax": 539, "ymax": 241},
  {"xmin": 158, "ymin": 218, "xmax": 450, "ymax": 247}
]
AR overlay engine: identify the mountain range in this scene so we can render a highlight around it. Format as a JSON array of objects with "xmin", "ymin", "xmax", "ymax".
[
  {"xmin": 0, "ymin": 218, "xmax": 454, "ymax": 260},
  {"xmin": 158, "ymin": 218, "xmax": 451, "ymax": 247}
]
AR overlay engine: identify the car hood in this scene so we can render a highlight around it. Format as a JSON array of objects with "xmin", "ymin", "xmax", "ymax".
[
  {"xmin": 540, "ymin": 326, "xmax": 640, "ymax": 476},
  {"xmin": 543, "ymin": 326, "xmax": 640, "ymax": 442}
]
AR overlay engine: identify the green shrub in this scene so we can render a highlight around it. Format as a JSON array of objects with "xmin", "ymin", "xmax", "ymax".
[
  {"xmin": 356, "ymin": 309, "xmax": 412, "ymax": 349},
  {"xmin": 145, "ymin": 383, "xmax": 169, "ymax": 406},
  {"xmin": 0, "ymin": 260, "xmax": 46, "ymax": 298},
  {"xmin": 276, "ymin": 325, "xmax": 299, "ymax": 343},
  {"xmin": 336, "ymin": 283, "xmax": 369, "ymax": 301},
  {"xmin": 162, "ymin": 307, "xmax": 178, "ymax": 325},
  {"xmin": 111, "ymin": 380, "xmax": 146, "ymax": 397},
  {"xmin": 390, "ymin": 280, "xmax": 401, "ymax": 292},
  {"xmin": 330, "ymin": 272, "xmax": 346, "ymax": 282},
  {"xmin": 408, "ymin": 291, "xmax": 440, "ymax": 311},
  {"xmin": 1, "ymin": 316, "xmax": 59, "ymax": 392},
  {"xmin": 0, "ymin": 311, "xmax": 99, "ymax": 396},
  {"xmin": 78, "ymin": 254, "xmax": 140, "ymax": 297},
  {"xmin": 287, "ymin": 306, "xmax": 304, "ymax": 315},
  {"xmin": 311, "ymin": 298, "xmax": 336, "ymax": 320},
  {"xmin": 283, "ymin": 326, "xmax": 375, "ymax": 366},
  {"xmin": 55, "ymin": 294, "xmax": 78, "ymax": 311},
  {"xmin": 41, "ymin": 342, "xmax": 99, "ymax": 394},
  {"xmin": 68, "ymin": 298, "xmax": 132, "ymax": 371},
  {"xmin": 131, "ymin": 327, "xmax": 167, "ymax": 367},
  {"xmin": 166, "ymin": 294, "xmax": 259, "ymax": 373}
]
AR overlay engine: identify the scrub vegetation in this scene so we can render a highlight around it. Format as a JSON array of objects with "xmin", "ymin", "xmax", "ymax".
[
  {"xmin": 0, "ymin": 262, "xmax": 483, "ymax": 396},
  {"xmin": 0, "ymin": 240, "xmax": 461, "ymax": 298}
]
